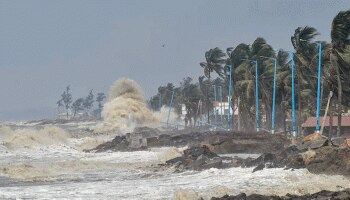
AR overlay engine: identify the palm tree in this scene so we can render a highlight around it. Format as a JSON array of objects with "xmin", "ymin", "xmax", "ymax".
[
  {"xmin": 276, "ymin": 50, "xmax": 292, "ymax": 132},
  {"xmin": 179, "ymin": 77, "xmax": 203, "ymax": 128},
  {"xmin": 250, "ymin": 37, "xmax": 274, "ymax": 130},
  {"xmin": 232, "ymin": 38, "xmax": 275, "ymax": 131},
  {"xmin": 200, "ymin": 47, "xmax": 226, "ymax": 123},
  {"xmin": 226, "ymin": 43, "xmax": 250, "ymax": 129},
  {"xmin": 291, "ymin": 26, "xmax": 319, "ymax": 133},
  {"xmin": 329, "ymin": 10, "xmax": 350, "ymax": 136}
]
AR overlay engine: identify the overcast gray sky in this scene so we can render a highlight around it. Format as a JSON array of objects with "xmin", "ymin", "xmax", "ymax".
[{"xmin": 0, "ymin": 0, "xmax": 348, "ymax": 120}]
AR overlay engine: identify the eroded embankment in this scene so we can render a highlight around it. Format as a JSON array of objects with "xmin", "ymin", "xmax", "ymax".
[
  {"xmin": 88, "ymin": 129, "xmax": 292, "ymax": 154},
  {"xmin": 237, "ymin": 139, "xmax": 350, "ymax": 176}
]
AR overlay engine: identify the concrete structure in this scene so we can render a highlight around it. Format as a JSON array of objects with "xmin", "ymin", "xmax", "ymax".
[{"xmin": 302, "ymin": 116, "xmax": 350, "ymax": 136}]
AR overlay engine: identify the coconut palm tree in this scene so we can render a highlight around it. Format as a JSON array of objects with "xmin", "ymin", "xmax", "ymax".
[
  {"xmin": 232, "ymin": 38, "xmax": 275, "ymax": 131},
  {"xmin": 329, "ymin": 10, "xmax": 350, "ymax": 135},
  {"xmin": 291, "ymin": 26, "xmax": 320, "ymax": 132},
  {"xmin": 226, "ymin": 43, "xmax": 250, "ymax": 129},
  {"xmin": 275, "ymin": 50, "xmax": 292, "ymax": 132},
  {"xmin": 200, "ymin": 47, "xmax": 226, "ymax": 123}
]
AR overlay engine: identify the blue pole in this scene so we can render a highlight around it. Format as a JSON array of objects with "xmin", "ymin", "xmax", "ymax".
[
  {"xmin": 291, "ymin": 51, "xmax": 297, "ymax": 136},
  {"xmin": 315, "ymin": 43, "xmax": 322, "ymax": 133},
  {"xmin": 271, "ymin": 58, "xmax": 277, "ymax": 134},
  {"xmin": 166, "ymin": 90, "xmax": 175, "ymax": 128},
  {"xmin": 213, "ymin": 85, "xmax": 217, "ymax": 125},
  {"xmin": 219, "ymin": 86, "xmax": 223, "ymax": 124},
  {"xmin": 228, "ymin": 65, "xmax": 232, "ymax": 130},
  {"xmin": 255, "ymin": 61, "xmax": 259, "ymax": 132}
]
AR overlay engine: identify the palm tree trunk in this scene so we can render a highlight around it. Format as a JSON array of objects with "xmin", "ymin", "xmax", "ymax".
[
  {"xmin": 237, "ymin": 97, "xmax": 241, "ymax": 131},
  {"xmin": 336, "ymin": 77, "xmax": 342, "ymax": 137},
  {"xmin": 264, "ymin": 99, "xmax": 271, "ymax": 130},
  {"xmin": 329, "ymin": 99, "xmax": 333, "ymax": 138},
  {"xmin": 297, "ymin": 79, "xmax": 302, "ymax": 134},
  {"xmin": 333, "ymin": 55, "xmax": 342, "ymax": 136},
  {"xmin": 282, "ymin": 92, "xmax": 286, "ymax": 133},
  {"xmin": 231, "ymin": 69, "xmax": 236, "ymax": 130}
]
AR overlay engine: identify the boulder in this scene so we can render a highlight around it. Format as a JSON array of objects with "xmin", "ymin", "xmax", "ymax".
[
  {"xmin": 302, "ymin": 133, "xmax": 322, "ymax": 143},
  {"xmin": 190, "ymin": 155, "xmax": 209, "ymax": 170},
  {"xmin": 331, "ymin": 137, "xmax": 346, "ymax": 147},
  {"xmin": 298, "ymin": 137, "xmax": 328, "ymax": 150},
  {"xmin": 252, "ymin": 163, "xmax": 265, "ymax": 172},
  {"xmin": 183, "ymin": 146, "xmax": 218, "ymax": 160},
  {"xmin": 165, "ymin": 146, "xmax": 226, "ymax": 171},
  {"xmin": 202, "ymin": 157, "xmax": 223, "ymax": 170},
  {"xmin": 166, "ymin": 157, "xmax": 186, "ymax": 164}
]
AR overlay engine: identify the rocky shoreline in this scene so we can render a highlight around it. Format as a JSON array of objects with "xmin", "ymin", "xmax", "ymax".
[
  {"xmin": 210, "ymin": 188, "xmax": 350, "ymax": 200},
  {"xmin": 87, "ymin": 128, "xmax": 292, "ymax": 154},
  {"xmin": 87, "ymin": 129, "xmax": 350, "ymax": 199},
  {"xmin": 88, "ymin": 129, "xmax": 350, "ymax": 176}
]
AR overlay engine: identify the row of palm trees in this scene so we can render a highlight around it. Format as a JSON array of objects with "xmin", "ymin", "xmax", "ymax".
[{"xmin": 200, "ymin": 10, "xmax": 350, "ymax": 135}]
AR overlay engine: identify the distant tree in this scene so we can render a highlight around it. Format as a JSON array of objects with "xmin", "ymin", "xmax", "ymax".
[
  {"xmin": 149, "ymin": 95, "xmax": 161, "ymax": 111},
  {"xmin": 71, "ymin": 98, "xmax": 84, "ymax": 118},
  {"xmin": 96, "ymin": 92, "xmax": 106, "ymax": 119},
  {"xmin": 179, "ymin": 77, "xmax": 203, "ymax": 128},
  {"xmin": 60, "ymin": 85, "xmax": 73, "ymax": 119},
  {"xmin": 83, "ymin": 90, "xmax": 95, "ymax": 115},
  {"xmin": 158, "ymin": 83, "xmax": 175, "ymax": 106}
]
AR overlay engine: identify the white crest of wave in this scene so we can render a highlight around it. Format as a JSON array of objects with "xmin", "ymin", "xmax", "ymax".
[
  {"xmin": 0, "ymin": 126, "xmax": 69, "ymax": 149},
  {"xmin": 101, "ymin": 78, "xmax": 179, "ymax": 134},
  {"xmin": 156, "ymin": 147, "xmax": 182, "ymax": 162}
]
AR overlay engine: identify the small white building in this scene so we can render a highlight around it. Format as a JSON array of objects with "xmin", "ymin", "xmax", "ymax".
[{"xmin": 213, "ymin": 101, "xmax": 238, "ymax": 116}]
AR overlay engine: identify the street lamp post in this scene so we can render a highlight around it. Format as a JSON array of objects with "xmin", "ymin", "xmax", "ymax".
[
  {"xmin": 276, "ymin": 49, "xmax": 297, "ymax": 136},
  {"xmin": 300, "ymin": 39, "xmax": 323, "ymax": 133},
  {"xmin": 242, "ymin": 59, "xmax": 259, "ymax": 132},
  {"xmin": 260, "ymin": 56, "xmax": 277, "ymax": 134},
  {"xmin": 315, "ymin": 43, "xmax": 322, "ymax": 133}
]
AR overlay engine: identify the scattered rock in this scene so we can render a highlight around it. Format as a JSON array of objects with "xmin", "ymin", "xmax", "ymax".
[
  {"xmin": 238, "ymin": 143, "xmax": 350, "ymax": 176},
  {"xmin": 85, "ymin": 135, "xmax": 147, "ymax": 152},
  {"xmin": 252, "ymin": 163, "xmax": 265, "ymax": 172},
  {"xmin": 164, "ymin": 146, "xmax": 228, "ymax": 171},
  {"xmin": 302, "ymin": 133, "xmax": 322, "ymax": 143},
  {"xmin": 331, "ymin": 137, "xmax": 346, "ymax": 147},
  {"xmin": 183, "ymin": 146, "xmax": 218, "ymax": 160},
  {"xmin": 202, "ymin": 157, "xmax": 223, "ymax": 169}
]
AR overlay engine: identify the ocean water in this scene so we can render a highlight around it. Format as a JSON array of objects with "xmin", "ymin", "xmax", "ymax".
[{"xmin": 0, "ymin": 124, "xmax": 349, "ymax": 200}]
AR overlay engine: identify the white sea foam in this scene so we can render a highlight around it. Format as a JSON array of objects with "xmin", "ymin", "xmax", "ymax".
[
  {"xmin": 0, "ymin": 142, "xmax": 349, "ymax": 199},
  {"xmin": 0, "ymin": 126, "xmax": 69, "ymax": 149}
]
